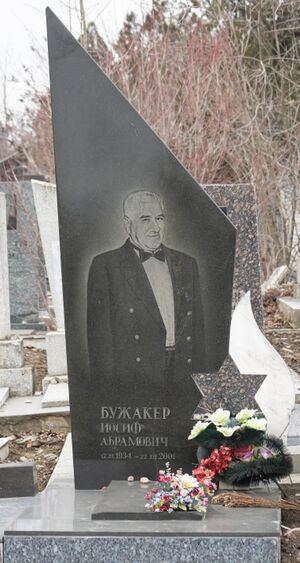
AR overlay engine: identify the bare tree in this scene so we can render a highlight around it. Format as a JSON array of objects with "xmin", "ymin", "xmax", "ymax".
[{"xmin": 12, "ymin": 0, "xmax": 300, "ymax": 278}]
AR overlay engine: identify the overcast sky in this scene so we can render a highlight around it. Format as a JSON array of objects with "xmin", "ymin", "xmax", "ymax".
[{"xmin": 0, "ymin": 0, "xmax": 152, "ymax": 120}]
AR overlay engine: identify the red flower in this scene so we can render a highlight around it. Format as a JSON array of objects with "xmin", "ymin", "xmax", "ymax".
[
  {"xmin": 145, "ymin": 492, "xmax": 152, "ymax": 500},
  {"xmin": 193, "ymin": 446, "xmax": 233, "ymax": 482}
]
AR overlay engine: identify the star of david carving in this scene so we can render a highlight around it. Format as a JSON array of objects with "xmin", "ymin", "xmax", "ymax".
[{"xmin": 192, "ymin": 355, "xmax": 267, "ymax": 417}]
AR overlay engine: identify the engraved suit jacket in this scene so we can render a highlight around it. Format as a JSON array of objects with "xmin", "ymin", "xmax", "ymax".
[{"xmin": 87, "ymin": 239, "xmax": 206, "ymax": 396}]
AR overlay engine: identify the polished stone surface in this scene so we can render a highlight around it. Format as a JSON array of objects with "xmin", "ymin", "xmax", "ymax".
[
  {"xmin": 4, "ymin": 536, "xmax": 280, "ymax": 563},
  {"xmin": 288, "ymin": 405, "xmax": 300, "ymax": 445},
  {"xmin": 204, "ymin": 184, "xmax": 263, "ymax": 326},
  {"xmin": 91, "ymin": 481, "xmax": 204, "ymax": 520},
  {"xmin": 0, "ymin": 462, "xmax": 37, "ymax": 498},
  {"xmin": 47, "ymin": 9, "xmax": 236, "ymax": 488},
  {"xmin": 195, "ymin": 355, "xmax": 266, "ymax": 413},
  {"xmin": 4, "ymin": 435, "xmax": 280, "ymax": 536},
  {"xmin": 2, "ymin": 435, "xmax": 280, "ymax": 562}
]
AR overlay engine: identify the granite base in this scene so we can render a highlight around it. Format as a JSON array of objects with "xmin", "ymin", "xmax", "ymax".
[
  {"xmin": 4, "ymin": 535, "xmax": 279, "ymax": 563},
  {"xmin": 2, "ymin": 435, "xmax": 281, "ymax": 563}
]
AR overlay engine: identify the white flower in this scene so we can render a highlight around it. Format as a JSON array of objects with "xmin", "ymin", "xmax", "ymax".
[
  {"xmin": 236, "ymin": 409, "xmax": 256, "ymax": 423},
  {"xmin": 188, "ymin": 420, "xmax": 210, "ymax": 440},
  {"xmin": 217, "ymin": 425, "xmax": 240, "ymax": 437},
  {"xmin": 209, "ymin": 408, "xmax": 230, "ymax": 426},
  {"xmin": 243, "ymin": 417, "xmax": 267, "ymax": 431},
  {"xmin": 177, "ymin": 473, "xmax": 199, "ymax": 490}
]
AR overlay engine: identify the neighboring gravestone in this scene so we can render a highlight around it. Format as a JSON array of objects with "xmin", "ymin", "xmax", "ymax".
[
  {"xmin": 47, "ymin": 9, "xmax": 236, "ymax": 488},
  {"xmin": 31, "ymin": 180, "xmax": 68, "ymax": 382},
  {"xmin": 0, "ymin": 193, "xmax": 10, "ymax": 339},
  {"xmin": 0, "ymin": 194, "xmax": 33, "ymax": 399},
  {"xmin": 31, "ymin": 180, "xmax": 64, "ymax": 330},
  {"xmin": 204, "ymin": 184, "xmax": 263, "ymax": 326},
  {"xmin": 0, "ymin": 181, "xmax": 47, "ymax": 326}
]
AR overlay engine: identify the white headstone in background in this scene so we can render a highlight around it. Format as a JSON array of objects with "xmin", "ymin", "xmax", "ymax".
[
  {"xmin": 0, "ymin": 193, "xmax": 10, "ymax": 339},
  {"xmin": 31, "ymin": 180, "xmax": 64, "ymax": 329},
  {"xmin": 296, "ymin": 257, "xmax": 300, "ymax": 284},
  {"xmin": 261, "ymin": 265, "xmax": 288, "ymax": 293},
  {"xmin": 230, "ymin": 292, "xmax": 295, "ymax": 436}
]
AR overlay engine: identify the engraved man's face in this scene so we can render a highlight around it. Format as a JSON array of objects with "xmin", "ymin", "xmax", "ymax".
[{"xmin": 125, "ymin": 197, "xmax": 165, "ymax": 251}]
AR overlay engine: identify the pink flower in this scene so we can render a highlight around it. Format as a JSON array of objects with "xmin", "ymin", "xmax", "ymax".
[
  {"xmin": 233, "ymin": 445, "xmax": 254, "ymax": 461},
  {"xmin": 260, "ymin": 447, "xmax": 274, "ymax": 459},
  {"xmin": 145, "ymin": 492, "xmax": 152, "ymax": 500},
  {"xmin": 158, "ymin": 475, "xmax": 172, "ymax": 483}
]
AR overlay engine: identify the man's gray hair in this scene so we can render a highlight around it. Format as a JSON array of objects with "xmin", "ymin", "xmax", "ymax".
[{"xmin": 123, "ymin": 191, "xmax": 164, "ymax": 219}]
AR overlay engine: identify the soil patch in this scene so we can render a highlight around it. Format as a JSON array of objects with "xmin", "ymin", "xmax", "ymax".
[{"xmin": 266, "ymin": 329, "xmax": 300, "ymax": 375}]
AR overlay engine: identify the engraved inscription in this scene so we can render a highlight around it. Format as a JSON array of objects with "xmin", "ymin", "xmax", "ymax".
[{"xmin": 99, "ymin": 405, "xmax": 171, "ymax": 458}]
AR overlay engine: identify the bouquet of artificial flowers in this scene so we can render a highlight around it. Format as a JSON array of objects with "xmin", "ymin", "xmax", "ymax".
[
  {"xmin": 189, "ymin": 408, "xmax": 293, "ymax": 487},
  {"xmin": 145, "ymin": 463, "xmax": 216, "ymax": 514},
  {"xmin": 188, "ymin": 408, "xmax": 267, "ymax": 449}
]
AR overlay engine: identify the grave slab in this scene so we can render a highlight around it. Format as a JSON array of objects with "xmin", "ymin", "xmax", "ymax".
[
  {"xmin": 31, "ymin": 180, "xmax": 65, "ymax": 330},
  {"xmin": 0, "ymin": 193, "xmax": 10, "ymax": 339},
  {"xmin": 261, "ymin": 265, "xmax": 288, "ymax": 293},
  {"xmin": 287, "ymin": 405, "xmax": 300, "ymax": 445},
  {"xmin": 42, "ymin": 382, "xmax": 69, "ymax": 408},
  {"xmin": 0, "ymin": 437, "xmax": 10, "ymax": 461},
  {"xmin": 0, "ymin": 339, "xmax": 24, "ymax": 369},
  {"xmin": 42, "ymin": 375, "xmax": 68, "ymax": 394},
  {"xmin": 0, "ymin": 387, "xmax": 9, "ymax": 408},
  {"xmin": 46, "ymin": 331, "xmax": 67, "ymax": 376},
  {"xmin": 0, "ymin": 394, "xmax": 70, "ymax": 434},
  {"xmin": 0, "ymin": 367, "xmax": 33, "ymax": 397},
  {"xmin": 294, "ymin": 283, "xmax": 300, "ymax": 299},
  {"xmin": 92, "ymin": 480, "xmax": 204, "ymax": 520},
  {"xmin": 278, "ymin": 297, "xmax": 300, "ymax": 327},
  {"xmin": 3, "ymin": 435, "xmax": 281, "ymax": 563},
  {"xmin": 0, "ymin": 462, "xmax": 37, "ymax": 498},
  {"xmin": 288, "ymin": 445, "xmax": 300, "ymax": 472}
]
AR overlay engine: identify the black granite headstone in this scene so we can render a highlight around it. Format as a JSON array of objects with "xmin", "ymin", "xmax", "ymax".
[{"xmin": 46, "ymin": 9, "xmax": 236, "ymax": 488}]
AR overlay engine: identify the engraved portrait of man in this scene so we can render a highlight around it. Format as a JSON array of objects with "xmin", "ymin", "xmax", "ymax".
[{"xmin": 87, "ymin": 191, "xmax": 206, "ymax": 393}]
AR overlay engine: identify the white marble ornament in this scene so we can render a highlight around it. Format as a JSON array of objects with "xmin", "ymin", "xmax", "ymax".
[{"xmin": 229, "ymin": 291, "xmax": 295, "ymax": 437}]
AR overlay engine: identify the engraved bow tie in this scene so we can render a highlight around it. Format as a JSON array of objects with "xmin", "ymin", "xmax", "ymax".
[{"xmin": 139, "ymin": 248, "xmax": 165, "ymax": 262}]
